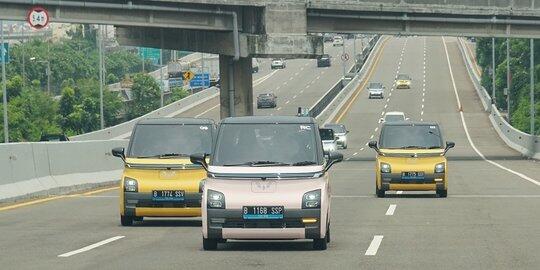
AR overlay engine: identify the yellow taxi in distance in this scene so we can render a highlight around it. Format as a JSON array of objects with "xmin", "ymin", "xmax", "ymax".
[
  {"xmin": 112, "ymin": 118, "xmax": 215, "ymax": 226},
  {"xmin": 368, "ymin": 121, "xmax": 454, "ymax": 198},
  {"xmin": 396, "ymin": 74, "xmax": 412, "ymax": 89}
]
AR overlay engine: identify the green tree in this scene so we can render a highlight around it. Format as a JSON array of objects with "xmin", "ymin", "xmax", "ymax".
[
  {"xmin": 169, "ymin": 87, "xmax": 190, "ymax": 104},
  {"xmin": 128, "ymin": 73, "xmax": 160, "ymax": 118}
]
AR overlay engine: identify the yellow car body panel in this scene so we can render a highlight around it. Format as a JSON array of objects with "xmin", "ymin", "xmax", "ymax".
[
  {"xmin": 375, "ymin": 149, "xmax": 448, "ymax": 191},
  {"xmin": 120, "ymin": 157, "xmax": 206, "ymax": 217}
]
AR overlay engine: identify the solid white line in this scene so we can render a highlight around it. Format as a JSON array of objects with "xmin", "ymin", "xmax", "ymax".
[
  {"xmin": 195, "ymin": 104, "xmax": 220, "ymax": 117},
  {"xmin": 365, "ymin": 235, "xmax": 384, "ymax": 256},
  {"xmin": 396, "ymin": 191, "xmax": 403, "ymax": 194},
  {"xmin": 385, "ymin": 204, "xmax": 397, "ymax": 216},
  {"xmin": 442, "ymin": 37, "xmax": 540, "ymax": 186},
  {"xmin": 58, "ymin": 236, "xmax": 125, "ymax": 258}
]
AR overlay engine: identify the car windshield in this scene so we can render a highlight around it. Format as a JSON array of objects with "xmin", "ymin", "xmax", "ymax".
[
  {"xmin": 326, "ymin": 125, "xmax": 346, "ymax": 134},
  {"xmin": 369, "ymin": 82, "xmax": 383, "ymax": 89},
  {"xmin": 319, "ymin": 129, "xmax": 335, "ymax": 140},
  {"xmin": 129, "ymin": 124, "xmax": 213, "ymax": 158},
  {"xmin": 212, "ymin": 123, "xmax": 319, "ymax": 166},
  {"xmin": 379, "ymin": 124, "xmax": 443, "ymax": 149},
  {"xmin": 385, "ymin": 115, "xmax": 405, "ymax": 122},
  {"xmin": 397, "ymin": 75, "xmax": 409, "ymax": 80}
]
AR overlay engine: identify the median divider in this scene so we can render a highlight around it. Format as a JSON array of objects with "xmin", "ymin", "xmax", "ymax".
[{"xmin": 457, "ymin": 38, "xmax": 540, "ymax": 159}]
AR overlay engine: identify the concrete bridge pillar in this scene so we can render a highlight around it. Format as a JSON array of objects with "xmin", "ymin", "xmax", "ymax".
[{"xmin": 219, "ymin": 55, "xmax": 253, "ymax": 118}]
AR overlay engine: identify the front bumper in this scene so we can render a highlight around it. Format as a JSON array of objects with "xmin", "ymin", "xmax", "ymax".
[
  {"xmin": 257, "ymin": 102, "xmax": 276, "ymax": 108},
  {"xmin": 123, "ymin": 192, "xmax": 202, "ymax": 217},
  {"xmin": 206, "ymin": 208, "xmax": 322, "ymax": 240},
  {"xmin": 369, "ymin": 92, "xmax": 384, "ymax": 98},
  {"xmin": 379, "ymin": 172, "xmax": 445, "ymax": 191},
  {"xmin": 396, "ymin": 83, "xmax": 410, "ymax": 89}
]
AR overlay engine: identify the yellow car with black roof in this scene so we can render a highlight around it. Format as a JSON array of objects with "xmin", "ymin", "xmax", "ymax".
[
  {"xmin": 368, "ymin": 121, "xmax": 454, "ymax": 198},
  {"xmin": 112, "ymin": 118, "xmax": 215, "ymax": 226}
]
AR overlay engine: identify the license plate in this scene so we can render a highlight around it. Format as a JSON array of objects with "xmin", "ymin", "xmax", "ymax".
[
  {"xmin": 242, "ymin": 206, "xmax": 284, "ymax": 220},
  {"xmin": 401, "ymin": 172, "xmax": 425, "ymax": 180},
  {"xmin": 152, "ymin": 190, "xmax": 185, "ymax": 201}
]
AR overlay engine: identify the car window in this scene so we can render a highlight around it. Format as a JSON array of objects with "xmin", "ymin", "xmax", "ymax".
[
  {"xmin": 397, "ymin": 75, "xmax": 409, "ymax": 80},
  {"xmin": 379, "ymin": 125, "xmax": 443, "ymax": 149},
  {"xmin": 129, "ymin": 124, "xmax": 213, "ymax": 157},
  {"xmin": 212, "ymin": 123, "xmax": 320, "ymax": 166}
]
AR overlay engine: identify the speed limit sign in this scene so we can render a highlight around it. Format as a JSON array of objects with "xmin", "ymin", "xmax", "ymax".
[
  {"xmin": 27, "ymin": 6, "xmax": 50, "ymax": 30},
  {"xmin": 341, "ymin": 53, "xmax": 350, "ymax": 62}
]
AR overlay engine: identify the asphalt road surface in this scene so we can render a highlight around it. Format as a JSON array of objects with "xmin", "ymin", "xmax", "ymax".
[{"xmin": 1, "ymin": 36, "xmax": 538, "ymax": 270}]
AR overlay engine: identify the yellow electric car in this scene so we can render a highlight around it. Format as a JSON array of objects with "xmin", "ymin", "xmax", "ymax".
[
  {"xmin": 368, "ymin": 121, "xmax": 454, "ymax": 198},
  {"xmin": 112, "ymin": 118, "xmax": 215, "ymax": 226},
  {"xmin": 396, "ymin": 74, "xmax": 411, "ymax": 89}
]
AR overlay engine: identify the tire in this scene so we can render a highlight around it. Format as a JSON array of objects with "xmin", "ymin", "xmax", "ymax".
[
  {"xmin": 437, "ymin": 189, "xmax": 448, "ymax": 198},
  {"xmin": 376, "ymin": 185, "xmax": 385, "ymax": 198},
  {"xmin": 203, "ymin": 238, "xmax": 218, "ymax": 250},
  {"xmin": 120, "ymin": 215, "xmax": 133, "ymax": 226},
  {"xmin": 313, "ymin": 236, "xmax": 328, "ymax": 250}
]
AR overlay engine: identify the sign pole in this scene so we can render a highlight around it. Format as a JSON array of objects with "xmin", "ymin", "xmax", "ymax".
[
  {"xmin": 531, "ymin": 39, "xmax": 535, "ymax": 136},
  {"xmin": 98, "ymin": 25, "xmax": 104, "ymax": 129},
  {"xmin": 342, "ymin": 37, "xmax": 346, "ymax": 79},
  {"xmin": 1, "ymin": 20, "xmax": 8, "ymax": 143}
]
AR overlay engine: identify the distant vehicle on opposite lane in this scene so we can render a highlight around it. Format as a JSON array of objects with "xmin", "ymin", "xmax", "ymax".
[
  {"xmin": 271, "ymin": 58, "xmax": 286, "ymax": 69},
  {"xmin": 257, "ymin": 93, "xmax": 277, "ymax": 109},
  {"xmin": 323, "ymin": 34, "xmax": 334, "ymax": 43},
  {"xmin": 320, "ymin": 128, "xmax": 338, "ymax": 153},
  {"xmin": 252, "ymin": 58, "xmax": 259, "ymax": 73},
  {"xmin": 324, "ymin": 123, "xmax": 349, "ymax": 149},
  {"xmin": 367, "ymin": 82, "xmax": 385, "ymax": 99},
  {"xmin": 317, "ymin": 54, "xmax": 331, "ymax": 67}
]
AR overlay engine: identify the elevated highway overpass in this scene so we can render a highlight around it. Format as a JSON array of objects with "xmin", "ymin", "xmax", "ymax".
[{"xmin": 0, "ymin": 35, "xmax": 539, "ymax": 269}]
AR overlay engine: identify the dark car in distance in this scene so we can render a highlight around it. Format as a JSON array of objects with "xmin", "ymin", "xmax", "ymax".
[
  {"xmin": 317, "ymin": 54, "xmax": 331, "ymax": 67},
  {"xmin": 257, "ymin": 93, "xmax": 277, "ymax": 109}
]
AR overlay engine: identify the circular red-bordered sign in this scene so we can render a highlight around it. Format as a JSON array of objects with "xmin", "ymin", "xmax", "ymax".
[
  {"xmin": 27, "ymin": 6, "xmax": 50, "ymax": 30},
  {"xmin": 341, "ymin": 53, "xmax": 350, "ymax": 62}
]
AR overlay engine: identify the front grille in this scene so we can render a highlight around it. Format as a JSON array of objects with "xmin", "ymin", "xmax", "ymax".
[
  {"xmin": 222, "ymin": 218, "xmax": 305, "ymax": 229},
  {"xmin": 136, "ymin": 200, "xmax": 201, "ymax": 208}
]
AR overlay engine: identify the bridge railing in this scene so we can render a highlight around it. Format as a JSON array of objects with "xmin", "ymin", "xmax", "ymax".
[{"xmin": 458, "ymin": 37, "xmax": 539, "ymax": 159}]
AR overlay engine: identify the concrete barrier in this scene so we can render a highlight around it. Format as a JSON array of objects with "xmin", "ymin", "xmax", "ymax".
[
  {"xmin": 71, "ymin": 87, "xmax": 219, "ymax": 141},
  {"xmin": 0, "ymin": 140, "xmax": 127, "ymax": 202},
  {"xmin": 458, "ymin": 38, "xmax": 540, "ymax": 159}
]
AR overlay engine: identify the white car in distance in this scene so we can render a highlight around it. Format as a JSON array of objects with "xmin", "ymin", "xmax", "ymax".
[
  {"xmin": 332, "ymin": 36, "xmax": 344, "ymax": 46},
  {"xmin": 379, "ymin": 111, "xmax": 410, "ymax": 124}
]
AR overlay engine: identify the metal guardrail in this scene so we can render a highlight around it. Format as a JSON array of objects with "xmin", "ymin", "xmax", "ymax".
[
  {"xmin": 458, "ymin": 38, "xmax": 539, "ymax": 159},
  {"xmin": 310, "ymin": 35, "xmax": 380, "ymax": 118}
]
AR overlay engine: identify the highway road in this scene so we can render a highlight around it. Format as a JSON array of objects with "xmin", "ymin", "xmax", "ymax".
[{"xmin": 0, "ymin": 36, "xmax": 539, "ymax": 269}]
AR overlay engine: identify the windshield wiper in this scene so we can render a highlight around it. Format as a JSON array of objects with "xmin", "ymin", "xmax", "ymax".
[
  {"xmin": 292, "ymin": 161, "xmax": 317, "ymax": 166},
  {"xmin": 400, "ymin": 146, "xmax": 428, "ymax": 149},
  {"xmin": 223, "ymin": 161, "xmax": 290, "ymax": 167},
  {"xmin": 427, "ymin": 146, "xmax": 442, "ymax": 149},
  {"xmin": 135, "ymin": 153, "xmax": 189, "ymax": 159}
]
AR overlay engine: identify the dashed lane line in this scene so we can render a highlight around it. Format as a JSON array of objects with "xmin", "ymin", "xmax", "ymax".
[
  {"xmin": 58, "ymin": 236, "xmax": 125, "ymax": 258},
  {"xmin": 365, "ymin": 235, "xmax": 384, "ymax": 256},
  {"xmin": 385, "ymin": 204, "xmax": 397, "ymax": 216}
]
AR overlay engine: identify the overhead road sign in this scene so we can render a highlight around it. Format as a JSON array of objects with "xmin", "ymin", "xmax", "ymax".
[
  {"xmin": 190, "ymin": 73, "xmax": 210, "ymax": 88},
  {"xmin": 27, "ymin": 6, "xmax": 50, "ymax": 30}
]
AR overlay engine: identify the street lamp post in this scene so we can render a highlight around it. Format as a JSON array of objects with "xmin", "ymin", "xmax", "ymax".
[{"xmin": 1, "ymin": 20, "xmax": 8, "ymax": 143}]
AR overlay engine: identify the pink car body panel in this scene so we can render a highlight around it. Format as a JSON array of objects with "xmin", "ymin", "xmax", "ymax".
[{"xmin": 202, "ymin": 165, "xmax": 331, "ymax": 240}]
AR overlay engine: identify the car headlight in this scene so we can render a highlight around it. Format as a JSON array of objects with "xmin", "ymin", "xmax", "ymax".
[
  {"xmin": 123, "ymin": 177, "xmax": 138, "ymax": 192},
  {"xmin": 207, "ymin": 190, "xmax": 225, "ymax": 209},
  {"xmin": 380, "ymin": 163, "xmax": 391, "ymax": 173},
  {"xmin": 302, "ymin": 189, "xmax": 321, "ymax": 209},
  {"xmin": 435, "ymin": 163, "xmax": 445, "ymax": 173}
]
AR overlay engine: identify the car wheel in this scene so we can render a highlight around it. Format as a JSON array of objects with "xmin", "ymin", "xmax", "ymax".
[
  {"xmin": 203, "ymin": 238, "xmax": 218, "ymax": 250},
  {"xmin": 437, "ymin": 189, "xmax": 448, "ymax": 198},
  {"xmin": 376, "ymin": 185, "xmax": 385, "ymax": 198},
  {"xmin": 313, "ymin": 237, "xmax": 328, "ymax": 250},
  {"xmin": 120, "ymin": 215, "xmax": 133, "ymax": 226}
]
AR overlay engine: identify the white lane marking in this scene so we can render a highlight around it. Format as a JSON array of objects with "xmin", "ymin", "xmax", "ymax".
[
  {"xmin": 365, "ymin": 235, "xmax": 384, "ymax": 256},
  {"xmin": 389, "ymin": 92, "xmax": 392, "ymax": 97},
  {"xmin": 58, "ymin": 236, "xmax": 125, "ymax": 258},
  {"xmin": 289, "ymin": 77, "xmax": 293, "ymax": 81},
  {"xmin": 304, "ymin": 63, "xmax": 309, "ymax": 66},
  {"xmin": 396, "ymin": 191, "xmax": 403, "ymax": 194},
  {"xmin": 442, "ymin": 36, "xmax": 540, "ymax": 187},
  {"xmin": 195, "ymin": 104, "xmax": 220, "ymax": 117},
  {"xmin": 277, "ymin": 107, "xmax": 282, "ymax": 111},
  {"xmin": 285, "ymin": 100, "xmax": 290, "ymax": 104},
  {"xmin": 300, "ymin": 67, "xmax": 304, "ymax": 71},
  {"xmin": 276, "ymin": 86, "xmax": 281, "ymax": 90},
  {"xmin": 292, "ymin": 95, "xmax": 297, "ymax": 99},
  {"xmin": 283, "ymin": 81, "xmax": 288, "ymax": 85},
  {"xmin": 421, "ymin": 118, "xmax": 424, "ymax": 121},
  {"xmin": 422, "ymin": 98, "xmax": 425, "ymax": 102},
  {"xmin": 380, "ymin": 111, "xmax": 385, "ymax": 116},
  {"xmin": 353, "ymin": 152, "xmax": 358, "ymax": 156},
  {"xmin": 386, "ymin": 98, "xmax": 390, "ymax": 102},
  {"xmin": 370, "ymin": 134, "xmax": 374, "ymax": 139},
  {"xmin": 300, "ymin": 90, "xmax": 304, "ymax": 94},
  {"xmin": 270, "ymin": 113, "xmax": 274, "ymax": 116},
  {"xmin": 360, "ymin": 147, "xmax": 365, "ymax": 151},
  {"xmin": 346, "ymin": 157, "xmax": 351, "ymax": 161},
  {"xmin": 421, "ymin": 104, "xmax": 424, "ymax": 109},
  {"xmin": 253, "ymin": 70, "xmax": 279, "ymax": 87},
  {"xmin": 334, "ymin": 194, "xmax": 540, "ymax": 198},
  {"xmin": 385, "ymin": 204, "xmax": 397, "ymax": 216},
  {"xmin": 384, "ymin": 104, "xmax": 388, "ymax": 109},
  {"xmin": 374, "ymin": 127, "xmax": 379, "ymax": 132},
  {"xmin": 423, "ymin": 92, "xmax": 425, "ymax": 96},
  {"xmin": 295, "ymin": 72, "xmax": 299, "ymax": 76},
  {"xmin": 316, "ymin": 75, "xmax": 321, "ymax": 80},
  {"xmin": 421, "ymin": 111, "xmax": 424, "ymax": 115},
  {"xmin": 305, "ymin": 85, "xmax": 310, "ymax": 89}
]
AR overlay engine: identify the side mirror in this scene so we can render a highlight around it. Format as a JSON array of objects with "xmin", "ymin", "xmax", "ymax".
[
  {"xmin": 368, "ymin": 141, "xmax": 384, "ymax": 156},
  {"xmin": 112, "ymin": 147, "xmax": 125, "ymax": 162},
  {"xmin": 190, "ymin": 153, "xmax": 208, "ymax": 171},
  {"xmin": 325, "ymin": 151, "xmax": 343, "ymax": 171},
  {"xmin": 443, "ymin": 141, "xmax": 455, "ymax": 155},
  {"xmin": 378, "ymin": 118, "xmax": 384, "ymax": 123}
]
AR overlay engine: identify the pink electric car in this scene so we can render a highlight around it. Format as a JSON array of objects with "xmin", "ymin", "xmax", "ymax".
[{"xmin": 191, "ymin": 116, "xmax": 343, "ymax": 250}]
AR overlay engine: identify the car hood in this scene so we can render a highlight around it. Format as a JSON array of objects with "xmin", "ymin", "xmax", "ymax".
[
  {"xmin": 379, "ymin": 149, "xmax": 444, "ymax": 157},
  {"xmin": 204, "ymin": 177, "xmax": 327, "ymax": 209}
]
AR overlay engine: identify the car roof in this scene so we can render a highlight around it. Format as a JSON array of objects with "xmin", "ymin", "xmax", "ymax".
[
  {"xmin": 385, "ymin": 111, "xmax": 405, "ymax": 116},
  {"xmin": 137, "ymin": 117, "xmax": 214, "ymax": 125},
  {"xmin": 383, "ymin": 121, "xmax": 439, "ymax": 127},
  {"xmin": 221, "ymin": 116, "xmax": 315, "ymax": 124}
]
